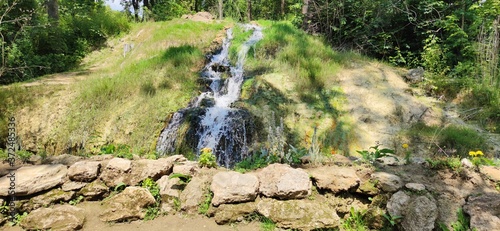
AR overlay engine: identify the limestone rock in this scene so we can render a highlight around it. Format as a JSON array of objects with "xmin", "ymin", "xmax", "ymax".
[
  {"xmin": 20, "ymin": 204, "xmax": 85, "ymax": 231},
  {"xmin": 258, "ymin": 164, "xmax": 311, "ymax": 199},
  {"xmin": 173, "ymin": 161, "xmax": 200, "ymax": 176},
  {"xmin": 461, "ymin": 158, "xmax": 474, "ymax": 168},
  {"xmin": 372, "ymin": 172, "xmax": 404, "ymax": 192},
  {"xmin": 157, "ymin": 175, "xmax": 183, "ymax": 198},
  {"xmin": 0, "ymin": 164, "xmax": 67, "ymax": 196},
  {"xmin": 214, "ymin": 202, "xmax": 257, "ymax": 224},
  {"xmin": 44, "ymin": 154, "xmax": 83, "ymax": 166},
  {"xmin": 68, "ymin": 161, "xmax": 101, "ymax": 182},
  {"xmin": 99, "ymin": 187, "xmax": 156, "ymax": 222},
  {"xmin": 180, "ymin": 175, "xmax": 211, "ymax": 212},
  {"xmin": 24, "ymin": 189, "xmax": 75, "ymax": 212},
  {"xmin": 463, "ymin": 193, "xmax": 500, "ymax": 231},
  {"xmin": 479, "ymin": 166, "xmax": 500, "ymax": 182},
  {"xmin": 401, "ymin": 196, "xmax": 438, "ymax": 231},
  {"xmin": 257, "ymin": 198, "xmax": 340, "ymax": 230},
  {"xmin": 62, "ymin": 181, "xmax": 88, "ymax": 192},
  {"xmin": 211, "ymin": 171, "xmax": 259, "ymax": 206},
  {"xmin": 387, "ymin": 191, "xmax": 410, "ymax": 217},
  {"xmin": 356, "ymin": 180, "xmax": 380, "ymax": 196},
  {"xmin": 78, "ymin": 180, "xmax": 109, "ymax": 200},
  {"xmin": 405, "ymin": 67, "xmax": 424, "ymax": 83},
  {"xmin": 405, "ymin": 183, "xmax": 426, "ymax": 192},
  {"xmin": 127, "ymin": 158, "xmax": 174, "ymax": 185},
  {"xmin": 376, "ymin": 155, "xmax": 405, "ymax": 166},
  {"xmin": 308, "ymin": 166, "xmax": 360, "ymax": 193},
  {"xmin": 100, "ymin": 158, "xmax": 132, "ymax": 187},
  {"xmin": 164, "ymin": 155, "xmax": 187, "ymax": 163}
]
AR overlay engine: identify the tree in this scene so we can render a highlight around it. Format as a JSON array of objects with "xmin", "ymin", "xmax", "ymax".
[{"xmin": 218, "ymin": 0, "xmax": 223, "ymax": 20}]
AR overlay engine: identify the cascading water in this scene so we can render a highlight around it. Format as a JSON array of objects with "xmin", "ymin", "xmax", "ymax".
[{"xmin": 156, "ymin": 24, "xmax": 263, "ymax": 168}]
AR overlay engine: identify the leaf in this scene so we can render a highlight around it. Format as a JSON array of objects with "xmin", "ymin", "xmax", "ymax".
[{"xmin": 379, "ymin": 148, "xmax": 395, "ymax": 154}]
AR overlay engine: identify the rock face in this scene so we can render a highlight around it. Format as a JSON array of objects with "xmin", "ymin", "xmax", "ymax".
[
  {"xmin": 405, "ymin": 67, "xmax": 424, "ymax": 83},
  {"xmin": 157, "ymin": 176, "xmax": 183, "ymax": 198},
  {"xmin": 62, "ymin": 181, "xmax": 87, "ymax": 192},
  {"xmin": 258, "ymin": 164, "xmax": 311, "ymax": 199},
  {"xmin": 99, "ymin": 187, "xmax": 156, "ymax": 222},
  {"xmin": 173, "ymin": 161, "xmax": 199, "ymax": 176},
  {"xmin": 387, "ymin": 191, "xmax": 410, "ymax": 217},
  {"xmin": 180, "ymin": 175, "xmax": 211, "ymax": 212},
  {"xmin": 401, "ymin": 196, "xmax": 438, "ymax": 231},
  {"xmin": 463, "ymin": 193, "xmax": 500, "ymax": 231},
  {"xmin": 25, "ymin": 189, "xmax": 75, "ymax": 212},
  {"xmin": 479, "ymin": 166, "xmax": 500, "ymax": 182},
  {"xmin": 20, "ymin": 205, "xmax": 85, "ymax": 231},
  {"xmin": 68, "ymin": 161, "xmax": 101, "ymax": 182},
  {"xmin": 78, "ymin": 180, "xmax": 109, "ymax": 200},
  {"xmin": 405, "ymin": 183, "xmax": 425, "ymax": 192},
  {"xmin": 0, "ymin": 164, "xmax": 67, "ymax": 196},
  {"xmin": 257, "ymin": 198, "xmax": 340, "ymax": 230},
  {"xmin": 372, "ymin": 172, "xmax": 404, "ymax": 192},
  {"xmin": 307, "ymin": 166, "xmax": 360, "ymax": 193},
  {"xmin": 211, "ymin": 171, "xmax": 259, "ymax": 206},
  {"xmin": 100, "ymin": 158, "xmax": 132, "ymax": 187}
]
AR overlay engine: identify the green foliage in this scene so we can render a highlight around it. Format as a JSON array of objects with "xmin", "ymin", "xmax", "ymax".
[
  {"xmin": 141, "ymin": 178, "xmax": 161, "ymax": 220},
  {"xmin": 439, "ymin": 126, "xmax": 486, "ymax": 158},
  {"xmin": 470, "ymin": 157, "xmax": 496, "ymax": 167},
  {"xmin": 0, "ymin": 149, "xmax": 7, "ymax": 160},
  {"xmin": 439, "ymin": 208, "xmax": 475, "ymax": 231},
  {"xmin": 342, "ymin": 207, "xmax": 368, "ymax": 231},
  {"xmin": 383, "ymin": 213, "xmax": 402, "ymax": 227},
  {"xmin": 140, "ymin": 81, "xmax": 157, "ymax": 97},
  {"xmin": 69, "ymin": 195, "xmax": 84, "ymax": 206},
  {"xmin": 198, "ymin": 148, "xmax": 217, "ymax": 168},
  {"xmin": 100, "ymin": 144, "xmax": 133, "ymax": 159},
  {"xmin": 114, "ymin": 182, "xmax": 127, "ymax": 192},
  {"xmin": 356, "ymin": 145, "xmax": 395, "ymax": 163},
  {"xmin": 260, "ymin": 216, "xmax": 277, "ymax": 231},
  {"xmin": 16, "ymin": 150, "xmax": 32, "ymax": 163},
  {"xmin": 168, "ymin": 173, "xmax": 192, "ymax": 185},
  {"xmin": 198, "ymin": 190, "xmax": 213, "ymax": 215},
  {"xmin": 9, "ymin": 212, "xmax": 28, "ymax": 226},
  {"xmin": 426, "ymin": 157, "xmax": 462, "ymax": 171},
  {"xmin": 234, "ymin": 151, "xmax": 273, "ymax": 172}
]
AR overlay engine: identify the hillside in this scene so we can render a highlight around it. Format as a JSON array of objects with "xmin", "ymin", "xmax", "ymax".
[{"xmin": 1, "ymin": 16, "xmax": 499, "ymax": 231}]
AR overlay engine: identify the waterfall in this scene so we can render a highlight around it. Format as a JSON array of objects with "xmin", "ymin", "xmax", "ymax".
[{"xmin": 156, "ymin": 24, "xmax": 263, "ymax": 167}]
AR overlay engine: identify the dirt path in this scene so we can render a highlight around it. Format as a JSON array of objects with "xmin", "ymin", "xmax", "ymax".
[{"xmin": 2, "ymin": 201, "xmax": 260, "ymax": 231}]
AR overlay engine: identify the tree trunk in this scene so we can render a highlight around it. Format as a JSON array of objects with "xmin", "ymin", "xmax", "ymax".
[
  {"xmin": 132, "ymin": 0, "xmax": 140, "ymax": 21},
  {"xmin": 302, "ymin": 0, "xmax": 309, "ymax": 31},
  {"xmin": 218, "ymin": 0, "xmax": 223, "ymax": 20},
  {"xmin": 47, "ymin": 0, "xmax": 59, "ymax": 24},
  {"xmin": 247, "ymin": 0, "xmax": 252, "ymax": 21},
  {"xmin": 281, "ymin": 0, "xmax": 285, "ymax": 18}
]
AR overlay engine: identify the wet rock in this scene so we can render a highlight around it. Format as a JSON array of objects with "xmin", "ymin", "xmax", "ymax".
[
  {"xmin": 479, "ymin": 166, "xmax": 500, "ymax": 182},
  {"xmin": 401, "ymin": 196, "xmax": 438, "ymax": 231},
  {"xmin": 180, "ymin": 175, "xmax": 211, "ymax": 212},
  {"xmin": 258, "ymin": 164, "xmax": 311, "ymax": 199},
  {"xmin": 257, "ymin": 198, "xmax": 340, "ymax": 230},
  {"xmin": 62, "ymin": 181, "xmax": 88, "ymax": 192},
  {"xmin": 211, "ymin": 171, "xmax": 259, "ymax": 206},
  {"xmin": 99, "ymin": 187, "xmax": 156, "ymax": 222},
  {"xmin": 387, "ymin": 191, "xmax": 410, "ymax": 217},
  {"xmin": 100, "ymin": 158, "xmax": 132, "ymax": 187},
  {"xmin": 78, "ymin": 180, "xmax": 109, "ymax": 200},
  {"xmin": 68, "ymin": 161, "xmax": 101, "ymax": 182},
  {"xmin": 372, "ymin": 172, "xmax": 404, "ymax": 192},
  {"xmin": 463, "ymin": 193, "xmax": 500, "ymax": 231},
  {"xmin": 405, "ymin": 183, "xmax": 426, "ymax": 192},
  {"xmin": 173, "ymin": 161, "xmax": 200, "ymax": 176},
  {"xmin": 24, "ymin": 189, "xmax": 75, "ymax": 212},
  {"xmin": 0, "ymin": 164, "xmax": 67, "ymax": 196},
  {"xmin": 214, "ymin": 202, "xmax": 257, "ymax": 224},
  {"xmin": 308, "ymin": 166, "xmax": 360, "ymax": 193},
  {"xmin": 20, "ymin": 204, "xmax": 85, "ymax": 231}
]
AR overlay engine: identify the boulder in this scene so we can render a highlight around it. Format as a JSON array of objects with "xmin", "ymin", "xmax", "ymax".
[
  {"xmin": 387, "ymin": 191, "xmax": 410, "ymax": 217},
  {"xmin": 127, "ymin": 159, "xmax": 174, "ymax": 185},
  {"xmin": 214, "ymin": 202, "xmax": 257, "ymax": 224},
  {"xmin": 173, "ymin": 161, "xmax": 200, "ymax": 176},
  {"xmin": 20, "ymin": 204, "xmax": 85, "ymax": 231},
  {"xmin": 62, "ymin": 181, "xmax": 87, "ymax": 192},
  {"xmin": 356, "ymin": 180, "xmax": 380, "ymax": 196},
  {"xmin": 461, "ymin": 158, "xmax": 474, "ymax": 168},
  {"xmin": 23, "ymin": 189, "xmax": 75, "ymax": 212},
  {"xmin": 99, "ymin": 187, "xmax": 156, "ymax": 222},
  {"xmin": 307, "ymin": 166, "xmax": 360, "ymax": 193},
  {"xmin": 405, "ymin": 67, "xmax": 424, "ymax": 83},
  {"xmin": 479, "ymin": 166, "xmax": 500, "ymax": 182},
  {"xmin": 463, "ymin": 193, "xmax": 500, "ymax": 231},
  {"xmin": 0, "ymin": 164, "xmax": 67, "ymax": 196},
  {"xmin": 211, "ymin": 171, "xmax": 259, "ymax": 206},
  {"xmin": 405, "ymin": 183, "xmax": 426, "ymax": 192},
  {"xmin": 100, "ymin": 158, "xmax": 132, "ymax": 187},
  {"xmin": 180, "ymin": 175, "xmax": 211, "ymax": 212},
  {"xmin": 163, "ymin": 155, "xmax": 187, "ymax": 163},
  {"xmin": 372, "ymin": 172, "xmax": 404, "ymax": 192},
  {"xmin": 376, "ymin": 155, "xmax": 405, "ymax": 166},
  {"xmin": 157, "ymin": 175, "xmax": 183, "ymax": 198},
  {"xmin": 401, "ymin": 196, "xmax": 438, "ymax": 231},
  {"xmin": 257, "ymin": 198, "xmax": 340, "ymax": 230},
  {"xmin": 68, "ymin": 161, "xmax": 101, "ymax": 182},
  {"xmin": 78, "ymin": 180, "xmax": 109, "ymax": 200},
  {"xmin": 258, "ymin": 164, "xmax": 311, "ymax": 199}
]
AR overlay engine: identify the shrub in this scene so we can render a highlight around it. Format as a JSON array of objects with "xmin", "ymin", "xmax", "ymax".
[{"xmin": 198, "ymin": 147, "xmax": 217, "ymax": 168}]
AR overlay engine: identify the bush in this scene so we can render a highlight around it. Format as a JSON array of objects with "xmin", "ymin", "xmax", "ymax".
[{"xmin": 198, "ymin": 147, "xmax": 217, "ymax": 168}]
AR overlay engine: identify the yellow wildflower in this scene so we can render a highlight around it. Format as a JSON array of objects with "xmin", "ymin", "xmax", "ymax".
[
  {"xmin": 402, "ymin": 143, "xmax": 409, "ymax": 149},
  {"xmin": 475, "ymin": 150, "xmax": 484, "ymax": 156},
  {"xmin": 469, "ymin": 151, "xmax": 477, "ymax": 157},
  {"xmin": 201, "ymin": 147, "xmax": 212, "ymax": 153}
]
